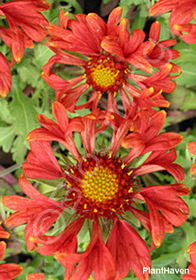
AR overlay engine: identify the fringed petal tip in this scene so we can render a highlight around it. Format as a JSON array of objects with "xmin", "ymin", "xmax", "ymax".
[{"xmin": 187, "ymin": 242, "xmax": 196, "ymax": 254}]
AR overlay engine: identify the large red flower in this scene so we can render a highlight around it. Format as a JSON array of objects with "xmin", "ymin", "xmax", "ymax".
[
  {"xmin": 42, "ymin": 7, "xmax": 180, "ymax": 112},
  {"xmin": 149, "ymin": 0, "xmax": 196, "ymax": 44},
  {"xmin": 187, "ymin": 142, "xmax": 196, "ymax": 175},
  {"xmin": 2, "ymin": 102, "xmax": 189, "ymax": 280}
]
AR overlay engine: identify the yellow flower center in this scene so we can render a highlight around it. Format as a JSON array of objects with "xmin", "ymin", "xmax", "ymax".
[
  {"xmin": 90, "ymin": 59, "xmax": 119, "ymax": 90},
  {"xmin": 84, "ymin": 53, "xmax": 128, "ymax": 94},
  {"xmin": 66, "ymin": 153, "xmax": 135, "ymax": 218},
  {"xmin": 81, "ymin": 165, "xmax": 119, "ymax": 203}
]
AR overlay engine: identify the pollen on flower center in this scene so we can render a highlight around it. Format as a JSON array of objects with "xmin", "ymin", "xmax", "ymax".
[
  {"xmin": 66, "ymin": 153, "xmax": 135, "ymax": 218},
  {"xmin": 84, "ymin": 53, "xmax": 128, "ymax": 94},
  {"xmin": 81, "ymin": 165, "xmax": 119, "ymax": 203}
]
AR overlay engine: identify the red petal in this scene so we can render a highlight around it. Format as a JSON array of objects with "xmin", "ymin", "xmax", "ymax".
[
  {"xmin": 149, "ymin": 0, "xmax": 176, "ymax": 16},
  {"xmin": 187, "ymin": 242, "xmax": 196, "ymax": 255},
  {"xmin": 23, "ymin": 142, "xmax": 64, "ymax": 180},
  {"xmin": 27, "ymin": 273, "xmax": 44, "ymax": 280},
  {"xmin": 107, "ymin": 7, "xmax": 123, "ymax": 36},
  {"xmin": 126, "ymin": 54, "xmax": 153, "ymax": 74},
  {"xmin": 0, "ymin": 225, "xmax": 10, "ymax": 239},
  {"xmin": 36, "ymin": 218, "xmax": 84, "ymax": 256},
  {"xmin": 2, "ymin": 195, "xmax": 32, "ymax": 211},
  {"xmin": 0, "ymin": 52, "xmax": 12, "ymax": 98},
  {"xmin": 86, "ymin": 13, "xmax": 106, "ymax": 39},
  {"xmin": 149, "ymin": 21, "xmax": 160, "ymax": 42},
  {"xmin": 107, "ymin": 219, "xmax": 151, "ymax": 279},
  {"xmin": 59, "ymin": 10, "xmax": 69, "ymax": 28},
  {"xmin": 143, "ymin": 198, "xmax": 164, "ymax": 247},
  {"xmin": 140, "ymin": 184, "xmax": 190, "ymax": 227},
  {"xmin": 52, "ymin": 101, "xmax": 69, "ymax": 130},
  {"xmin": 191, "ymin": 162, "xmax": 196, "ymax": 175},
  {"xmin": 146, "ymin": 110, "xmax": 166, "ymax": 140},
  {"xmin": 118, "ymin": 18, "xmax": 129, "ymax": 49},
  {"xmin": 101, "ymin": 37, "xmax": 124, "ymax": 57},
  {"xmin": 55, "ymin": 219, "xmax": 116, "ymax": 279},
  {"xmin": 126, "ymin": 29, "xmax": 146, "ymax": 55},
  {"xmin": 0, "ymin": 263, "xmax": 23, "ymax": 280},
  {"xmin": 122, "ymin": 133, "xmax": 145, "ymax": 164},
  {"xmin": 188, "ymin": 142, "xmax": 196, "ymax": 155},
  {"xmin": 0, "ymin": 241, "xmax": 6, "ymax": 261}
]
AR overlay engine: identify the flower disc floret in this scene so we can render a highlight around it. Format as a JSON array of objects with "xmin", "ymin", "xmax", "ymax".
[
  {"xmin": 81, "ymin": 165, "xmax": 119, "ymax": 202},
  {"xmin": 67, "ymin": 153, "xmax": 134, "ymax": 218},
  {"xmin": 84, "ymin": 53, "xmax": 128, "ymax": 94}
]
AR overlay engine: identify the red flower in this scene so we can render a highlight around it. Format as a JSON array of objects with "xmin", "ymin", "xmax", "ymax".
[
  {"xmin": 0, "ymin": 53, "xmax": 12, "ymax": 98},
  {"xmin": 0, "ymin": 227, "xmax": 23, "ymax": 280},
  {"xmin": 2, "ymin": 104, "xmax": 189, "ymax": 279},
  {"xmin": 149, "ymin": 0, "xmax": 196, "ymax": 44},
  {"xmin": 42, "ymin": 7, "xmax": 180, "ymax": 112},
  {"xmin": 183, "ymin": 242, "xmax": 196, "ymax": 280},
  {"xmin": 0, "ymin": 0, "xmax": 50, "ymax": 64},
  {"xmin": 187, "ymin": 142, "xmax": 196, "ymax": 175}
]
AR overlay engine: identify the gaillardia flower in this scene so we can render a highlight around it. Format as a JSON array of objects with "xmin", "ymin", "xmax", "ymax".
[
  {"xmin": 183, "ymin": 242, "xmax": 196, "ymax": 280},
  {"xmin": 2, "ymin": 102, "xmax": 189, "ymax": 280},
  {"xmin": 149, "ymin": 0, "xmax": 196, "ymax": 44},
  {"xmin": 42, "ymin": 7, "xmax": 180, "ymax": 112},
  {"xmin": 187, "ymin": 142, "xmax": 196, "ymax": 175}
]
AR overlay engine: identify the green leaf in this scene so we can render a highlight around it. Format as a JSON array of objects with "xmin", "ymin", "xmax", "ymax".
[
  {"xmin": 11, "ymin": 135, "xmax": 27, "ymax": 164},
  {"xmin": 16, "ymin": 58, "xmax": 41, "ymax": 87},
  {"xmin": 150, "ymin": 273, "xmax": 181, "ymax": 280},
  {"xmin": 175, "ymin": 43, "xmax": 196, "ymax": 87},
  {"xmin": 180, "ymin": 90, "xmax": 196, "ymax": 111},
  {"xmin": 182, "ymin": 222, "xmax": 196, "ymax": 248},
  {"xmin": 152, "ymin": 251, "xmax": 180, "ymax": 268},
  {"xmin": 9, "ymin": 87, "xmax": 39, "ymax": 140},
  {"xmin": 0, "ymin": 126, "xmax": 15, "ymax": 153},
  {"xmin": 33, "ymin": 44, "xmax": 54, "ymax": 68},
  {"xmin": 186, "ymin": 198, "xmax": 196, "ymax": 218},
  {"xmin": 0, "ymin": 99, "xmax": 12, "ymax": 123}
]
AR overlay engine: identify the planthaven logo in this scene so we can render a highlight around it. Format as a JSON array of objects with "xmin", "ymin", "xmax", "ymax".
[{"xmin": 143, "ymin": 267, "xmax": 189, "ymax": 275}]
